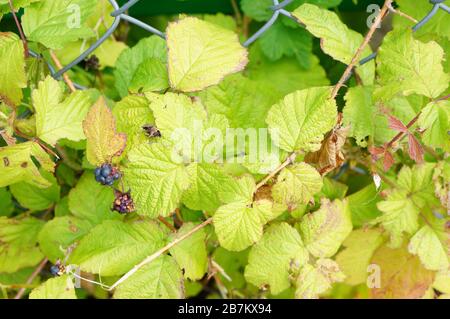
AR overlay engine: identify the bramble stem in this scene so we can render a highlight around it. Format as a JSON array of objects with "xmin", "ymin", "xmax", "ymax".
[
  {"xmin": 330, "ymin": 0, "xmax": 393, "ymax": 99},
  {"xmin": 14, "ymin": 258, "xmax": 48, "ymax": 299},
  {"xmin": 109, "ymin": 218, "xmax": 213, "ymax": 291},
  {"xmin": 49, "ymin": 51, "xmax": 77, "ymax": 93},
  {"xmin": 8, "ymin": 0, "xmax": 29, "ymax": 58}
]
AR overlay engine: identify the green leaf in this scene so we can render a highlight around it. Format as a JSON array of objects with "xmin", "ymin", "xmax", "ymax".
[
  {"xmin": 376, "ymin": 164, "xmax": 438, "ymax": 246},
  {"xmin": 335, "ymin": 229, "xmax": 384, "ymax": 285},
  {"xmin": 0, "ymin": 216, "xmax": 44, "ymax": 273},
  {"xmin": 272, "ymin": 162, "xmax": 323, "ymax": 209},
  {"xmin": 114, "ymin": 255, "xmax": 184, "ymax": 299},
  {"xmin": 394, "ymin": 0, "xmax": 450, "ymax": 40},
  {"xmin": 418, "ymin": 100, "xmax": 450, "ymax": 152},
  {"xmin": 347, "ymin": 184, "xmax": 382, "ymax": 227},
  {"xmin": 200, "ymin": 74, "xmax": 279, "ymax": 129},
  {"xmin": 182, "ymin": 163, "xmax": 233, "ymax": 212},
  {"xmin": 33, "ymin": 76, "xmax": 92, "ymax": 146},
  {"xmin": 245, "ymin": 223, "xmax": 308, "ymax": 295},
  {"xmin": 213, "ymin": 200, "xmax": 277, "ymax": 251},
  {"xmin": 376, "ymin": 190, "xmax": 421, "ymax": 247},
  {"xmin": 167, "ymin": 16, "xmax": 248, "ymax": 92},
  {"xmin": 10, "ymin": 169, "xmax": 60, "ymax": 211},
  {"xmin": 343, "ymin": 86, "xmax": 375, "ymax": 147},
  {"xmin": 68, "ymin": 172, "xmax": 120, "ymax": 225},
  {"xmin": 292, "ymin": 3, "xmax": 375, "ymax": 85},
  {"xmin": 70, "ymin": 219, "xmax": 167, "ymax": 276},
  {"xmin": 247, "ymin": 43, "xmax": 330, "ymax": 97},
  {"xmin": 295, "ymin": 258, "xmax": 345, "ymax": 299},
  {"xmin": 124, "ymin": 142, "xmax": 190, "ymax": 217},
  {"xmin": 0, "ymin": 0, "xmax": 40, "ymax": 14},
  {"xmin": 113, "ymin": 95, "xmax": 154, "ymax": 157},
  {"xmin": 299, "ymin": 199, "xmax": 352, "ymax": 258},
  {"xmin": 376, "ymin": 29, "xmax": 450, "ymax": 99},
  {"xmin": 22, "ymin": 0, "xmax": 96, "ymax": 49},
  {"xmin": 266, "ymin": 87, "xmax": 337, "ymax": 152},
  {"xmin": 0, "ymin": 187, "xmax": 14, "ymax": 217},
  {"xmin": 169, "ymin": 222, "xmax": 208, "ymax": 280},
  {"xmin": 114, "ymin": 36, "xmax": 167, "ymax": 97},
  {"xmin": 408, "ymin": 223, "xmax": 449, "ymax": 271},
  {"xmin": 129, "ymin": 58, "xmax": 169, "ymax": 93},
  {"xmin": 38, "ymin": 216, "xmax": 92, "ymax": 263},
  {"xmin": 259, "ymin": 21, "xmax": 312, "ymax": 69},
  {"xmin": 0, "ymin": 32, "xmax": 26, "ymax": 106},
  {"xmin": 29, "ymin": 275, "xmax": 77, "ymax": 299},
  {"xmin": 0, "ymin": 141, "xmax": 55, "ymax": 188},
  {"xmin": 219, "ymin": 174, "xmax": 256, "ymax": 205},
  {"xmin": 83, "ymin": 97, "xmax": 127, "ymax": 166}
]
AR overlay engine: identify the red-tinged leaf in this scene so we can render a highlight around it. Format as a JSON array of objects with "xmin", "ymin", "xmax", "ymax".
[
  {"xmin": 369, "ymin": 146, "xmax": 385, "ymax": 160},
  {"xmin": 388, "ymin": 115, "xmax": 408, "ymax": 133},
  {"xmin": 407, "ymin": 134, "xmax": 424, "ymax": 163},
  {"xmin": 383, "ymin": 149, "xmax": 395, "ymax": 171}
]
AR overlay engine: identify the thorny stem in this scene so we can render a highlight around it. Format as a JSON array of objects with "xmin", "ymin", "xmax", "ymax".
[
  {"xmin": 14, "ymin": 258, "xmax": 48, "ymax": 299},
  {"xmin": 14, "ymin": 128, "xmax": 60, "ymax": 160},
  {"xmin": 8, "ymin": 0, "xmax": 29, "ymax": 58},
  {"xmin": 330, "ymin": 0, "xmax": 393, "ymax": 99},
  {"xmin": 109, "ymin": 218, "xmax": 213, "ymax": 291},
  {"xmin": 49, "ymin": 51, "xmax": 77, "ymax": 93}
]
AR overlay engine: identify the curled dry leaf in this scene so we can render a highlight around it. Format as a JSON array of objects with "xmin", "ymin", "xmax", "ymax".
[{"xmin": 305, "ymin": 125, "xmax": 349, "ymax": 175}]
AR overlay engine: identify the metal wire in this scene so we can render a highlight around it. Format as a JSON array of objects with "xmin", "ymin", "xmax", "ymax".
[{"xmin": 29, "ymin": 0, "xmax": 448, "ymax": 90}]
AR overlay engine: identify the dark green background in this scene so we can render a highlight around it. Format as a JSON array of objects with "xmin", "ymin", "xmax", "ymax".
[{"xmin": 118, "ymin": 0, "xmax": 385, "ymax": 16}]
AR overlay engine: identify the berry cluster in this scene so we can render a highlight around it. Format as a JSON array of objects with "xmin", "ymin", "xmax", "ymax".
[
  {"xmin": 50, "ymin": 260, "xmax": 65, "ymax": 277},
  {"xmin": 112, "ymin": 189, "xmax": 135, "ymax": 214},
  {"xmin": 95, "ymin": 164, "xmax": 121, "ymax": 186},
  {"xmin": 84, "ymin": 55, "xmax": 100, "ymax": 71}
]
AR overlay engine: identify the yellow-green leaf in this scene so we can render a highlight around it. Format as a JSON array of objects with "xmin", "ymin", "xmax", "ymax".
[{"xmin": 167, "ymin": 16, "xmax": 248, "ymax": 92}]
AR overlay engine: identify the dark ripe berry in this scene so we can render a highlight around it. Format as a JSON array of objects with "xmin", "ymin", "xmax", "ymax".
[
  {"xmin": 84, "ymin": 55, "xmax": 100, "ymax": 71},
  {"xmin": 94, "ymin": 164, "xmax": 121, "ymax": 186},
  {"xmin": 112, "ymin": 189, "xmax": 135, "ymax": 214},
  {"xmin": 142, "ymin": 124, "xmax": 161, "ymax": 138},
  {"xmin": 50, "ymin": 260, "xmax": 65, "ymax": 276},
  {"xmin": 101, "ymin": 164, "xmax": 112, "ymax": 177},
  {"xmin": 50, "ymin": 265, "xmax": 60, "ymax": 276}
]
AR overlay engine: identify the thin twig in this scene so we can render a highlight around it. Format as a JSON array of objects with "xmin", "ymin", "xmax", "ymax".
[
  {"xmin": 49, "ymin": 51, "xmax": 77, "ymax": 93},
  {"xmin": 14, "ymin": 258, "xmax": 48, "ymax": 299},
  {"xmin": 388, "ymin": 3, "xmax": 418, "ymax": 23},
  {"xmin": 109, "ymin": 218, "xmax": 213, "ymax": 291},
  {"xmin": 158, "ymin": 216, "xmax": 176, "ymax": 232},
  {"xmin": 255, "ymin": 152, "xmax": 297, "ymax": 190},
  {"xmin": 8, "ymin": 0, "xmax": 29, "ymax": 58},
  {"xmin": 230, "ymin": 0, "xmax": 243, "ymax": 26},
  {"xmin": 330, "ymin": 0, "xmax": 393, "ymax": 99}
]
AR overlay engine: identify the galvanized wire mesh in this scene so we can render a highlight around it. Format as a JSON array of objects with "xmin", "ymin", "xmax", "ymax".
[{"xmin": 29, "ymin": 0, "xmax": 450, "ymax": 90}]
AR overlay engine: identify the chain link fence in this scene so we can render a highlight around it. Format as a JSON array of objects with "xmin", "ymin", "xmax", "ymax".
[{"xmin": 28, "ymin": 0, "xmax": 450, "ymax": 90}]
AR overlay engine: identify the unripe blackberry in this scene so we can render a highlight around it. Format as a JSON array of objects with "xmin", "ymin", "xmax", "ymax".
[{"xmin": 112, "ymin": 189, "xmax": 135, "ymax": 214}]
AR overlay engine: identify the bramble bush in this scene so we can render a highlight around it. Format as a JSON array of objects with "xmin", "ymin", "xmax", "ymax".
[{"xmin": 0, "ymin": 0, "xmax": 449, "ymax": 299}]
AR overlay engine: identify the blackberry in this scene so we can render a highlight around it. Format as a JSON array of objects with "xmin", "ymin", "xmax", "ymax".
[
  {"xmin": 84, "ymin": 55, "xmax": 100, "ymax": 71},
  {"xmin": 94, "ymin": 163, "xmax": 121, "ymax": 186},
  {"xmin": 50, "ymin": 260, "xmax": 65, "ymax": 276},
  {"xmin": 112, "ymin": 189, "xmax": 135, "ymax": 214},
  {"xmin": 142, "ymin": 124, "xmax": 161, "ymax": 138}
]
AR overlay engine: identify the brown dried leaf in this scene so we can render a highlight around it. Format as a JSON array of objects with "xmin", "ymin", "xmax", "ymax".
[{"xmin": 305, "ymin": 126, "xmax": 349, "ymax": 175}]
